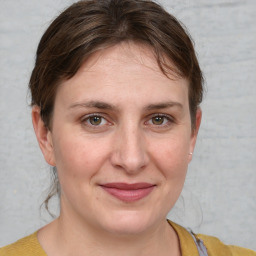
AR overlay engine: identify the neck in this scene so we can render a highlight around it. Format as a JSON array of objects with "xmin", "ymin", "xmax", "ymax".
[{"xmin": 38, "ymin": 210, "xmax": 180, "ymax": 256}]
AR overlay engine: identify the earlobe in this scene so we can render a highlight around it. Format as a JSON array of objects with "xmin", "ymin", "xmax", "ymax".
[{"xmin": 31, "ymin": 106, "xmax": 56, "ymax": 166}]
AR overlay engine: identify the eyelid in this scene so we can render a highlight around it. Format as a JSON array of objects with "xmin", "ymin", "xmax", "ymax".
[
  {"xmin": 145, "ymin": 113, "xmax": 175, "ymax": 127},
  {"xmin": 80, "ymin": 112, "xmax": 174, "ymax": 129},
  {"xmin": 81, "ymin": 113, "xmax": 103, "ymax": 121},
  {"xmin": 81, "ymin": 113, "xmax": 112, "ymax": 127}
]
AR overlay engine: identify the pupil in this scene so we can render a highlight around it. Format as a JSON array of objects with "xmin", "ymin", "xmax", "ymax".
[
  {"xmin": 153, "ymin": 116, "xmax": 163, "ymax": 125},
  {"xmin": 90, "ymin": 116, "xmax": 101, "ymax": 125}
]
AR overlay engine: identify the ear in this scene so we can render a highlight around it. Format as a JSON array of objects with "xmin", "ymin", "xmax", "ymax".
[
  {"xmin": 188, "ymin": 108, "xmax": 202, "ymax": 162},
  {"xmin": 31, "ymin": 106, "xmax": 56, "ymax": 166}
]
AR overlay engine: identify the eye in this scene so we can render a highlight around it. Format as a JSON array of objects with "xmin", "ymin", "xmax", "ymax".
[
  {"xmin": 82, "ymin": 114, "xmax": 108, "ymax": 127},
  {"xmin": 151, "ymin": 116, "xmax": 166, "ymax": 125},
  {"xmin": 88, "ymin": 116, "xmax": 105, "ymax": 126},
  {"xmin": 146, "ymin": 114, "xmax": 173, "ymax": 127}
]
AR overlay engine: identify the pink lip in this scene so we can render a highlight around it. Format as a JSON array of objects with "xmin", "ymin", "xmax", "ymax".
[{"xmin": 100, "ymin": 183, "xmax": 155, "ymax": 202}]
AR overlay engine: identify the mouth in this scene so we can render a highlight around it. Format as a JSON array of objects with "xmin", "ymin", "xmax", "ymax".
[{"xmin": 100, "ymin": 183, "xmax": 156, "ymax": 202}]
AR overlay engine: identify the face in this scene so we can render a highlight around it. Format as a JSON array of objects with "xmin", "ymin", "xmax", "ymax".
[{"xmin": 33, "ymin": 42, "xmax": 201, "ymax": 236}]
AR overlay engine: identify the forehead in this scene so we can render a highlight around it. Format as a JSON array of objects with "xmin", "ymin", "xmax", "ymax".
[
  {"xmin": 78, "ymin": 42, "xmax": 180, "ymax": 79},
  {"xmin": 56, "ymin": 42, "xmax": 189, "ymax": 108}
]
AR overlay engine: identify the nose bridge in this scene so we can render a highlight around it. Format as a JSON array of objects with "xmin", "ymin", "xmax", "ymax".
[{"xmin": 111, "ymin": 121, "xmax": 148, "ymax": 173}]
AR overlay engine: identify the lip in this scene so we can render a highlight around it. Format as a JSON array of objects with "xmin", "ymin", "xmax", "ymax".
[{"xmin": 100, "ymin": 183, "xmax": 156, "ymax": 202}]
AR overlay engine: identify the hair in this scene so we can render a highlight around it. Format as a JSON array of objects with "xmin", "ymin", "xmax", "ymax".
[{"xmin": 29, "ymin": 0, "xmax": 204, "ymax": 214}]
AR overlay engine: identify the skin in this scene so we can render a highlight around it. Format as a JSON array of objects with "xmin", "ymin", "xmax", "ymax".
[{"xmin": 32, "ymin": 42, "xmax": 201, "ymax": 256}]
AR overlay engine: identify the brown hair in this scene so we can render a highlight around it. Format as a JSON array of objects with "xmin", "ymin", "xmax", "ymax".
[{"xmin": 29, "ymin": 0, "xmax": 204, "ymax": 213}]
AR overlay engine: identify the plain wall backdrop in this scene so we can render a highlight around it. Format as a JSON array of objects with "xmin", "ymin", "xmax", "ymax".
[{"xmin": 0, "ymin": 0, "xmax": 255, "ymax": 250}]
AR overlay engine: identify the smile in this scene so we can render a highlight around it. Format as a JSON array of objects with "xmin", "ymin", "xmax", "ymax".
[{"xmin": 100, "ymin": 183, "xmax": 156, "ymax": 202}]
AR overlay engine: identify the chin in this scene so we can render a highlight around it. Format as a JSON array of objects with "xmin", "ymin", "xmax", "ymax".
[{"xmin": 100, "ymin": 209, "xmax": 159, "ymax": 236}]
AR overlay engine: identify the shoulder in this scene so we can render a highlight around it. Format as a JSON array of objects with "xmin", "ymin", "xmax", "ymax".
[
  {"xmin": 196, "ymin": 233, "xmax": 256, "ymax": 256},
  {"xmin": 0, "ymin": 232, "xmax": 47, "ymax": 256},
  {"xmin": 169, "ymin": 220, "xmax": 256, "ymax": 256}
]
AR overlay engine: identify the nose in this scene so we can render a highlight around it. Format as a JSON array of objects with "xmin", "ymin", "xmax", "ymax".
[{"xmin": 110, "ymin": 125, "xmax": 149, "ymax": 174}]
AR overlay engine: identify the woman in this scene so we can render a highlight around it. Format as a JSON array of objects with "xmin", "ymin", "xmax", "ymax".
[{"xmin": 1, "ymin": 0, "xmax": 255, "ymax": 255}]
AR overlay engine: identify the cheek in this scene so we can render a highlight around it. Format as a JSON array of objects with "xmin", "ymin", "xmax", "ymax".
[
  {"xmin": 151, "ymin": 134, "xmax": 191, "ymax": 171},
  {"xmin": 157, "ymin": 148, "xmax": 188, "ymax": 182},
  {"xmin": 147, "ymin": 137, "xmax": 190, "ymax": 215},
  {"xmin": 150, "ymin": 135, "xmax": 190, "ymax": 192},
  {"xmin": 52, "ymin": 134, "xmax": 110, "ymax": 182}
]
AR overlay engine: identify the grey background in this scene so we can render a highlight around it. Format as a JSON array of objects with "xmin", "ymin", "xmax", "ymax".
[{"xmin": 0, "ymin": 0, "xmax": 255, "ymax": 250}]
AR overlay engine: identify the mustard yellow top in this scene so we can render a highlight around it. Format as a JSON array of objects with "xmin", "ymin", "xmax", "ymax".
[{"xmin": 1, "ymin": 221, "xmax": 255, "ymax": 256}]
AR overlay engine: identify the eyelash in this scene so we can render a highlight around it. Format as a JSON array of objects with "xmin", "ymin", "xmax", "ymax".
[
  {"xmin": 81, "ymin": 113, "xmax": 174, "ymax": 129},
  {"xmin": 81, "ymin": 113, "xmax": 111, "ymax": 129},
  {"xmin": 145, "ymin": 114, "xmax": 174, "ymax": 128}
]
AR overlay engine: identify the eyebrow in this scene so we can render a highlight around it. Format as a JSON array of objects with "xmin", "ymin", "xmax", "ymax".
[
  {"xmin": 144, "ymin": 102, "xmax": 183, "ymax": 111},
  {"xmin": 69, "ymin": 101, "xmax": 116, "ymax": 110},
  {"xmin": 69, "ymin": 100, "xmax": 183, "ymax": 111}
]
